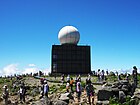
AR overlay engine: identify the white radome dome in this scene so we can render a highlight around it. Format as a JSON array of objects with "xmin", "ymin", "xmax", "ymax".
[{"xmin": 58, "ymin": 26, "xmax": 80, "ymax": 45}]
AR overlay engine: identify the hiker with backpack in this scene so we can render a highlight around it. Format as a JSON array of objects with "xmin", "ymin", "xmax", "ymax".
[
  {"xmin": 70, "ymin": 77, "xmax": 74, "ymax": 92},
  {"xmin": 42, "ymin": 80, "xmax": 49, "ymax": 98},
  {"xmin": 85, "ymin": 79, "xmax": 95, "ymax": 104},
  {"xmin": 76, "ymin": 78, "xmax": 82, "ymax": 102},
  {"xmin": 19, "ymin": 84, "xmax": 26, "ymax": 103}
]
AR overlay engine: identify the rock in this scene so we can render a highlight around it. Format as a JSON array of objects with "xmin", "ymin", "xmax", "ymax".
[
  {"xmin": 96, "ymin": 100, "xmax": 109, "ymax": 105},
  {"xmin": 0, "ymin": 97, "xmax": 3, "ymax": 102},
  {"xmin": 97, "ymin": 88, "xmax": 113, "ymax": 101},
  {"xmin": 6, "ymin": 100, "xmax": 11, "ymax": 104},
  {"xmin": 54, "ymin": 100, "xmax": 68, "ymax": 105},
  {"xmin": 119, "ymin": 91, "xmax": 126, "ymax": 103},
  {"xmin": 59, "ymin": 93, "xmax": 70, "ymax": 103}
]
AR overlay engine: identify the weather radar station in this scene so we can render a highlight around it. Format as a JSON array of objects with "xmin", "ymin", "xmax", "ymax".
[{"xmin": 51, "ymin": 26, "xmax": 91, "ymax": 74}]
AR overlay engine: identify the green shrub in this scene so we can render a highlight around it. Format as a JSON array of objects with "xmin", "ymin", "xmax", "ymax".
[{"xmin": 81, "ymin": 81, "xmax": 86, "ymax": 87}]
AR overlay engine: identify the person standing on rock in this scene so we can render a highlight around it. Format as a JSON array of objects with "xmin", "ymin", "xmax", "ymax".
[
  {"xmin": 2, "ymin": 85, "xmax": 9, "ymax": 105},
  {"xmin": 132, "ymin": 66, "xmax": 138, "ymax": 88},
  {"xmin": 43, "ymin": 80, "xmax": 49, "ymax": 98},
  {"xmin": 76, "ymin": 79, "xmax": 82, "ymax": 102}
]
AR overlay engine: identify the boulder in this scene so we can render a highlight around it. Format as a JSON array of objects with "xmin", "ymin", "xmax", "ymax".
[
  {"xmin": 54, "ymin": 100, "xmax": 68, "ymax": 105},
  {"xmin": 119, "ymin": 91, "xmax": 126, "ymax": 104},
  {"xmin": 97, "ymin": 88, "xmax": 113, "ymax": 101},
  {"xmin": 96, "ymin": 100, "xmax": 109, "ymax": 105},
  {"xmin": 59, "ymin": 93, "xmax": 70, "ymax": 103}
]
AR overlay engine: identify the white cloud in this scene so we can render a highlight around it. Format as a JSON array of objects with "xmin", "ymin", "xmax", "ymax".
[
  {"xmin": 0, "ymin": 64, "xmax": 19, "ymax": 76},
  {"xmin": 0, "ymin": 64, "xmax": 51, "ymax": 76},
  {"xmin": 28, "ymin": 64, "xmax": 36, "ymax": 67},
  {"xmin": 22, "ymin": 67, "xmax": 38, "ymax": 74}
]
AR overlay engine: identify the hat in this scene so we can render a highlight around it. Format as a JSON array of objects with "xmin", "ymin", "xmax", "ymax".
[
  {"xmin": 44, "ymin": 80, "xmax": 47, "ymax": 83},
  {"xmin": 3, "ymin": 85, "xmax": 7, "ymax": 89}
]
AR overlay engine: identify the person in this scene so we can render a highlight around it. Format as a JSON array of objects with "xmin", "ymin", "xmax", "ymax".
[
  {"xmin": 106, "ymin": 70, "xmax": 109, "ymax": 76},
  {"xmin": 132, "ymin": 66, "xmax": 138, "ymax": 88},
  {"xmin": 66, "ymin": 81, "xmax": 70, "ymax": 92},
  {"xmin": 70, "ymin": 77, "xmax": 74, "ymax": 92},
  {"xmin": 101, "ymin": 70, "xmax": 105, "ymax": 81},
  {"xmin": 76, "ymin": 79, "xmax": 82, "ymax": 102},
  {"xmin": 85, "ymin": 80, "xmax": 95, "ymax": 104},
  {"xmin": 116, "ymin": 71, "xmax": 118, "ymax": 76},
  {"xmin": 118, "ymin": 74, "xmax": 122, "ymax": 81},
  {"xmin": 75, "ymin": 75, "xmax": 78, "ymax": 91},
  {"xmin": 88, "ymin": 73, "xmax": 91, "ymax": 80},
  {"xmin": 126, "ymin": 73, "xmax": 130, "ymax": 81},
  {"xmin": 2, "ymin": 85, "xmax": 9, "ymax": 105},
  {"xmin": 19, "ymin": 83, "xmax": 26, "ymax": 103},
  {"xmin": 77, "ymin": 74, "xmax": 81, "ymax": 82},
  {"xmin": 67, "ymin": 74, "xmax": 70, "ymax": 83},
  {"xmin": 43, "ymin": 80, "xmax": 49, "ymax": 98},
  {"xmin": 86, "ymin": 75, "xmax": 91, "ymax": 85},
  {"xmin": 97, "ymin": 69, "xmax": 101, "ymax": 82},
  {"xmin": 40, "ymin": 78, "xmax": 44, "ymax": 85},
  {"xmin": 61, "ymin": 74, "xmax": 64, "ymax": 84}
]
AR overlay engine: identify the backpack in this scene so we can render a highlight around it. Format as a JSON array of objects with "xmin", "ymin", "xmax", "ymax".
[{"xmin": 43, "ymin": 84, "xmax": 49, "ymax": 94}]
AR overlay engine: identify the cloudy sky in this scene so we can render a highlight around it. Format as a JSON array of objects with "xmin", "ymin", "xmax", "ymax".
[{"xmin": 0, "ymin": 0, "xmax": 140, "ymax": 76}]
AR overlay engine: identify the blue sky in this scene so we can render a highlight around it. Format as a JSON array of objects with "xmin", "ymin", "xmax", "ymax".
[{"xmin": 0, "ymin": 0, "xmax": 140, "ymax": 75}]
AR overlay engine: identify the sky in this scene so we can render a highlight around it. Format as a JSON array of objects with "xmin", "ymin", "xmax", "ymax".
[{"xmin": 0, "ymin": 0, "xmax": 140, "ymax": 76}]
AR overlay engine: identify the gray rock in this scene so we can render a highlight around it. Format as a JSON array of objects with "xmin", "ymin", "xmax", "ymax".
[
  {"xmin": 54, "ymin": 100, "xmax": 68, "ymax": 105},
  {"xmin": 96, "ymin": 100, "xmax": 109, "ymax": 105},
  {"xmin": 59, "ymin": 93, "xmax": 70, "ymax": 103},
  {"xmin": 119, "ymin": 91, "xmax": 126, "ymax": 103},
  {"xmin": 97, "ymin": 89, "xmax": 113, "ymax": 101}
]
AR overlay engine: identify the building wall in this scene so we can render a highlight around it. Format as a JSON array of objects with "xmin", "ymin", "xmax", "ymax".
[{"xmin": 51, "ymin": 44, "xmax": 91, "ymax": 74}]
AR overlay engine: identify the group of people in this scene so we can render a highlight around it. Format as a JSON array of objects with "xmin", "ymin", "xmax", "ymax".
[
  {"xmin": 2, "ymin": 81, "xmax": 26, "ymax": 105},
  {"xmin": 2, "ymin": 66, "xmax": 138, "ymax": 105},
  {"xmin": 97, "ymin": 69, "xmax": 105, "ymax": 82},
  {"xmin": 64, "ymin": 74, "xmax": 95, "ymax": 104}
]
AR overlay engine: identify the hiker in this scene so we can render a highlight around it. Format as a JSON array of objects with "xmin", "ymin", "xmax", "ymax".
[
  {"xmin": 40, "ymin": 78, "xmax": 44, "ymax": 85},
  {"xmin": 2, "ymin": 85, "xmax": 9, "ymax": 105},
  {"xmin": 76, "ymin": 79, "xmax": 82, "ymax": 102},
  {"xmin": 85, "ymin": 80, "xmax": 95, "ymax": 104},
  {"xmin": 75, "ymin": 75, "xmax": 78, "ymax": 91},
  {"xmin": 67, "ymin": 74, "xmax": 70, "ymax": 83},
  {"xmin": 106, "ymin": 70, "xmax": 109, "ymax": 76},
  {"xmin": 87, "ymin": 73, "xmax": 91, "ymax": 80},
  {"xmin": 86, "ymin": 77, "xmax": 91, "ymax": 85},
  {"xmin": 61, "ymin": 74, "xmax": 64, "ymax": 84},
  {"xmin": 118, "ymin": 74, "xmax": 122, "ymax": 81},
  {"xmin": 126, "ymin": 74, "xmax": 130, "ymax": 81},
  {"xmin": 66, "ymin": 81, "xmax": 70, "ymax": 92},
  {"xmin": 19, "ymin": 84, "xmax": 26, "ymax": 103},
  {"xmin": 101, "ymin": 70, "xmax": 105, "ymax": 81},
  {"xmin": 97, "ymin": 69, "xmax": 101, "ymax": 82},
  {"xmin": 70, "ymin": 77, "xmax": 74, "ymax": 92},
  {"xmin": 77, "ymin": 74, "xmax": 81, "ymax": 82},
  {"xmin": 42, "ymin": 80, "xmax": 49, "ymax": 98},
  {"xmin": 132, "ymin": 66, "xmax": 138, "ymax": 88}
]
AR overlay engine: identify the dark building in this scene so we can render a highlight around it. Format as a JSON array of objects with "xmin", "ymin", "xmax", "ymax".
[{"xmin": 51, "ymin": 44, "xmax": 91, "ymax": 74}]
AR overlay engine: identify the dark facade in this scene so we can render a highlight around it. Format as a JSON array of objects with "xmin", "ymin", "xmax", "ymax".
[{"xmin": 51, "ymin": 44, "xmax": 91, "ymax": 74}]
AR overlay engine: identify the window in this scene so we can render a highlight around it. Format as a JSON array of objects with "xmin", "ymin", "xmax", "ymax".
[{"xmin": 53, "ymin": 55, "xmax": 57, "ymax": 59}]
